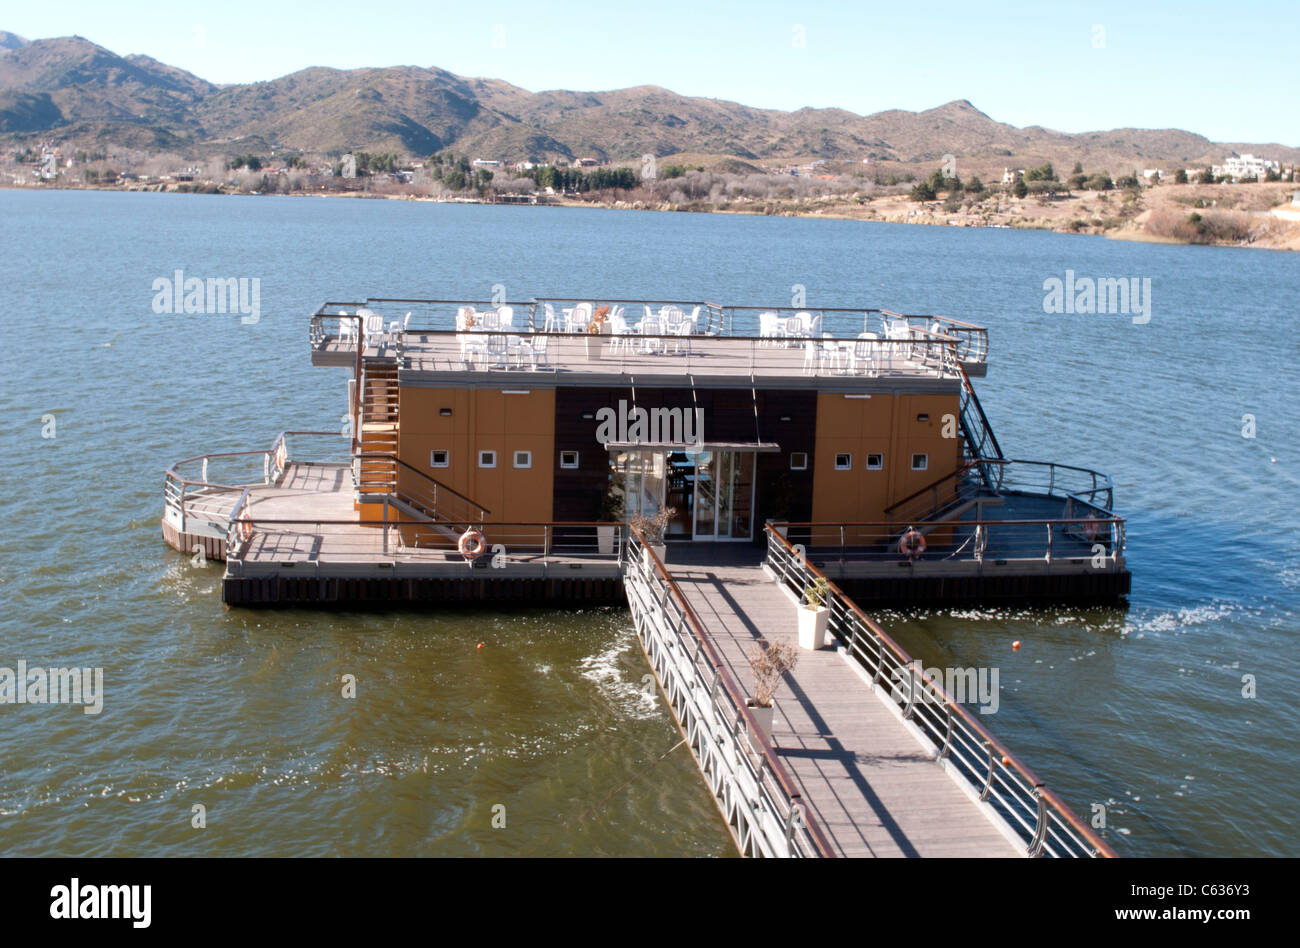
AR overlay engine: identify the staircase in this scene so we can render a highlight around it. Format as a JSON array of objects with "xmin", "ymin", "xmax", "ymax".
[
  {"xmin": 957, "ymin": 364, "xmax": 1003, "ymax": 490},
  {"xmin": 357, "ymin": 360, "xmax": 398, "ymax": 496}
]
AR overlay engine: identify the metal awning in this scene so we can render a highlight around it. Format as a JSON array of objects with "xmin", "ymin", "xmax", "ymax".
[{"xmin": 603, "ymin": 441, "xmax": 781, "ymax": 453}]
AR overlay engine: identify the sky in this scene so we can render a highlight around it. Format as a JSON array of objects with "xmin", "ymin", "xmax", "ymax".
[{"xmin": 5, "ymin": 0, "xmax": 1298, "ymax": 145}]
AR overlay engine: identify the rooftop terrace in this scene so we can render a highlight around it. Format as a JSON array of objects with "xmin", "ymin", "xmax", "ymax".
[{"xmin": 309, "ymin": 298, "xmax": 989, "ymax": 387}]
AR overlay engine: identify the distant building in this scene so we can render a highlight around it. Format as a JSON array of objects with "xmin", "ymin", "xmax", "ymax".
[
  {"xmin": 1213, "ymin": 154, "xmax": 1280, "ymax": 181},
  {"xmin": 472, "ymin": 159, "xmax": 500, "ymax": 168},
  {"xmin": 1293, "ymin": 190, "xmax": 1300, "ymax": 206},
  {"xmin": 1001, "ymin": 168, "xmax": 1023, "ymax": 186},
  {"xmin": 576, "ymin": 157, "xmax": 599, "ymax": 168}
]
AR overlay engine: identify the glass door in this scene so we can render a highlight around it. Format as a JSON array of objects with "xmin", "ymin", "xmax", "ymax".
[{"xmin": 692, "ymin": 450, "xmax": 754, "ymax": 541}]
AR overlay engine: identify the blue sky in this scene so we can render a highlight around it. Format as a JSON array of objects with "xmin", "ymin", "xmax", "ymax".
[{"xmin": 6, "ymin": 1, "xmax": 1297, "ymax": 144}]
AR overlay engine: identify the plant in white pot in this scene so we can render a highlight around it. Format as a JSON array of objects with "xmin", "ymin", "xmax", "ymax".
[
  {"xmin": 798, "ymin": 576, "xmax": 831, "ymax": 650},
  {"xmin": 746, "ymin": 640, "xmax": 798, "ymax": 751},
  {"xmin": 631, "ymin": 506, "xmax": 676, "ymax": 566},
  {"xmin": 595, "ymin": 484, "xmax": 625, "ymax": 555}
]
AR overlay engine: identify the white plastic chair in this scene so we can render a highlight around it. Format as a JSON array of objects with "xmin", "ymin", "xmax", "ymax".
[
  {"xmin": 497, "ymin": 305, "xmax": 514, "ymax": 329},
  {"xmin": 758, "ymin": 311, "xmax": 780, "ymax": 345},
  {"xmin": 523, "ymin": 334, "xmax": 551, "ymax": 370},
  {"xmin": 609, "ymin": 310, "xmax": 633, "ymax": 353},
  {"xmin": 641, "ymin": 316, "xmax": 665, "ymax": 354},
  {"xmin": 542, "ymin": 302, "xmax": 560, "ymax": 333},
  {"xmin": 567, "ymin": 302, "xmax": 593, "ymax": 333},
  {"xmin": 850, "ymin": 332, "xmax": 880, "ymax": 376}
]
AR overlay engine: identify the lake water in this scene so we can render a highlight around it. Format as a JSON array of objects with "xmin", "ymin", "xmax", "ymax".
[{"xmin": 2, "ymin": 189, "xmax": 1297, "ymax": 856}]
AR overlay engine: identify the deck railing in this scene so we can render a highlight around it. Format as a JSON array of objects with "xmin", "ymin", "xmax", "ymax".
[
  {"xmin": 772, "ymin": 516, "xmax": 1126, "ymax": 572},
  {"xmin": 883, "ymin": 458, "xmax": 1116, "ymax": 526},
  {"xmin": 164, "ymin": 431, "xmax": 347, "ymax": 536},
  {"xmin": 224, "ymin": 510, "xmax": 625, "ymax": 572},
  {"xmin": 764, "ymin": 525, "xmax": 1116, "ymax": 858},
  {"xmin": 624, "ymin": 526, "xmax": 835, "ymax": 858}
]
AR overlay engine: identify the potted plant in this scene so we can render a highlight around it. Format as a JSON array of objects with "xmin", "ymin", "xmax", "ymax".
[
  {"xmin": 798, "ymin": 576, "xmax": 831, "ymax": 650},
  {"xmin": 595, "ymin": 481, "xmax": 625, "ymax": 555},
  {"xmin": 746, "ymin": 640, "xmax": 798, "ymax": 751},
  {"xmin": 630, "ymin": 506, "xmax": 676, "ymax": 566}
]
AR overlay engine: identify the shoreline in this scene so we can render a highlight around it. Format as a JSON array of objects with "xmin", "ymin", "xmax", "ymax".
[{"xmin": 5, "ymin": 180, "xmax": 1297, "ymax": 253}]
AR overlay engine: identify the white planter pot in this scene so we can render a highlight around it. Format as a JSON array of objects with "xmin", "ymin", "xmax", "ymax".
[
  {"xmin": 798, "ymin": 605, "xmax": 829, "ymax": 650},
  {"xmin": 596, "ymin": 525, "xmax": 615, "ymax": 555},
  {"xmin": 650, "ymin": 542, "xmax": 666, "ymax": 563},
  {"xmin": 746, "ymin": 701, "xmax": 774, "ymax": 753}
]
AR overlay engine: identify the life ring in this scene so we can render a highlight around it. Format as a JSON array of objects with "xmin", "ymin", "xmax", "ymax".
[
  {"xmin": 899, "ymin": 528, "xmax": 926, "ymax": 559},
  {"xmin": 238, "ymin": 513, "xmax": 253, "ymax": 543},
  {"xmin": 458, "ymin": 529, "xmax": 486, "ymax": 560},
  {"xmin": 1083, "ymin": 514, "xmax": 1100, "ymax": 541},
  {"xmin": 274, "ymin": 441, "xmax": 287, "ymax": 473}
]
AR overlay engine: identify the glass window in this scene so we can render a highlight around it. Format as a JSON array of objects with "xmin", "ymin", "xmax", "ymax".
[
  {"xmin": 560, "ymin": 450, "xmax": 579, "ymax": 469},
  {"xmin": 790, "ymin": 452, "xmax": 808, "ymax": 470},
  {"xmin": 430, "ymin": 450, "xmax": 449, "ymax": 468},
  {"xmin": 834, "ymin": 453, "xmax": 851, "ymax": 470},
  {"xmin": 866, "ymin": 454, "xmax": 883, "ymax": 470},
  {"xmin": 479, "ymin": 450, "xmax": 497, "ymax": 468},
  {"xmin": 514, "ymin": 450, "xmax": 532, "ymax": 469},
  {"xmin": 911, "ymin": 453, "xmax": 928, "ymax": 471}
]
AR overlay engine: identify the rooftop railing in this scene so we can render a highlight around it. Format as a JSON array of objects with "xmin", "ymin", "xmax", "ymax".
[
  {"xmin": 308, "ymin": 298, "xmax": 989, "ymax": 372},
  {"xmin": 764, "ymin": 525, "xmax": 1116, "ymax": 858}
]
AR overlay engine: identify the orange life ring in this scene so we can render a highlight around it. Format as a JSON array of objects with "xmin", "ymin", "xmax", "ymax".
[
  {"xmin": 238, "ymin": 513, "xmax": 253, "ymax": 543},
  {"xmin": 274, "ymin": 441, "xmax": 287, "ymax": 472},
  {"xmin": 899, "ymin": 528, "xmax": 926, "ymax": 559},
  {"xmin": 458, "ymin": 529, "xmax": 486, "ymax": 560},
  {"xmin": 1083, "ymin": 514, "xmax": 1100, "ymax": 541}
]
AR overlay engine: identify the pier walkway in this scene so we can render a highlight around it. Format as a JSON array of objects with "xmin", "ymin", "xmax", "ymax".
[
  {"xmin": 664, "ymin": 545, "xmax": 1017, "ymax": 857},
  {"xmin": 624, "ymin": 530, "xmax": 1115, "ymax": 858}
]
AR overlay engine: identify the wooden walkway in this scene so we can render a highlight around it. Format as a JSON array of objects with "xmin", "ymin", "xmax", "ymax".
[{"xmin": 665, "ymin": 548, "xmax": 1019, "ymax": 857}]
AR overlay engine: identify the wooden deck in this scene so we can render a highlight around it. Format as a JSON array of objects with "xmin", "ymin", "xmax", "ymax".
[{"xmin": 663, "ymin": 546, "xmax": 1020, "ymax": 857}]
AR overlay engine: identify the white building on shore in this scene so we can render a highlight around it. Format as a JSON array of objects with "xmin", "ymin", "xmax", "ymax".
[{"xmin": 1212, "ymin": 154, "xmax": 1281, "ymax": 181}]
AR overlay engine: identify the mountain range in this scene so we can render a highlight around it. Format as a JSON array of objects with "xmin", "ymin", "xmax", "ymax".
[{"xmin": 2, "ymin": 32, "xmax": 1297, "ymax": 174}]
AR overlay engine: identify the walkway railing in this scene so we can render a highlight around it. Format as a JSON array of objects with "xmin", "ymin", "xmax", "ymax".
[
  {"xmin": 764, "ymin": 525, "xmax": 1115, "ymax": 858},
  {"xmin": 624, "ymin": 526, "xmax": 835, "ymax": 858}
]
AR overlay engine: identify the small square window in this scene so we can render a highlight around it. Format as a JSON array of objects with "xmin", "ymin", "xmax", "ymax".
[
  {"xmin": 866, "ymin": 454, "xmax": 883, "ymax": 470},
  {"xmin": 479, "ymin": 450, "xmax": 497, "ymax": 468},
  {"xmin": 560, "ymin": 450, "xmax": 579, "ymax": 469},
  {"xmin": 834, "ymin": 453, "xmax": 851, "ymax": 471},
  {"xmin": 514, "ymin": 450, "xmax": 532, "ymax": 469},
  {"xmin": 911, "ymin": 453, "xmax": 928, "ymax": 471},
  {"xmin": 790, "ymin": 452, "xmax": 808, "ymax": 471},
  {"xmin": 430, "ymin": 450, "xmax": 449, "ymax": 468}
]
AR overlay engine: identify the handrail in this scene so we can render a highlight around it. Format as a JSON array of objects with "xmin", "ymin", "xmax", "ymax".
[
  {"xmin": 883, "ymin": 459, "xmax": 994, "ymax": 518},
  {"xmin": 764, "ymin": 525, "xmax": 1115, "ymax": 857},
  {"xmin": 626, "ymin": 524, "xmax": 836, "ymax": 857},
  {"xmin": 165, "ymin": 431, "xmax": 348, "ymax": 535}
]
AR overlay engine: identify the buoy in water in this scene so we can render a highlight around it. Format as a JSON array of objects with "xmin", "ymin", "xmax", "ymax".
[{"xmin": 1012, "ymin": 640, "xmax": 1021, "ymax": 651}]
